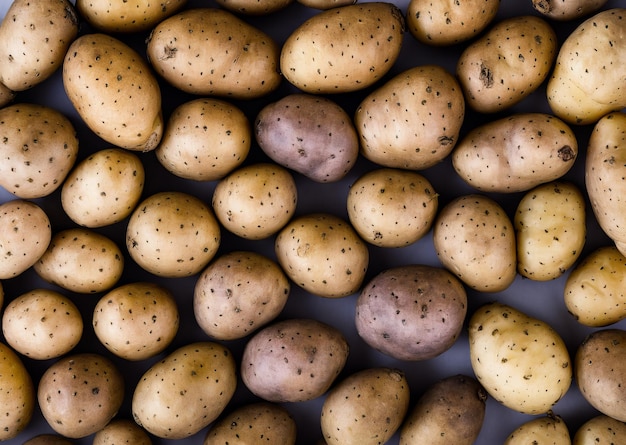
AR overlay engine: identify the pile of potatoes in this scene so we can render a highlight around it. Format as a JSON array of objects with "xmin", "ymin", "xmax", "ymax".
[{"xmin": 0, "ymin": 0, "xmax": 625, "ymax": 443}]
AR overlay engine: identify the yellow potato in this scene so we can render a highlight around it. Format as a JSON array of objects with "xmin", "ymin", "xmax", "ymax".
[
  {"xmin": 573, "ymin": 414, "xmax": 626, "ymax": 444},
  {"xmin": 0, "ymin": 341, "xmax": 35, "ymax": 441},
  {"xmin": 504, "ymin": 414, "xmax": 571, "ymax": 445},
  {"xmin": 92, "ymin": 418, "xmax": 152, "ymax": 445}
]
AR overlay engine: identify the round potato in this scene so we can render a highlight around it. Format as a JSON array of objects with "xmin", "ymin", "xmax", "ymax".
[
  {"xmin": 532, "ymin": 0, "xmax": 608, "ymax": 21},
  {"xmin": 2, "ymin": 288, "xmax": 83, "ymax": 360},
  {"xmin": 347, "ymin": 168, "xmax": 438, "ymax": 247},
  {"xmin": 22, "ymin": 434, "xmax": 74, "ymax": 445},
  {"xmin": 61, "ymin": 148, "xmax": 145, "ymax": 228},
  {"xmin": 0, "ymin": 341, "xmax": 35, "ymax": 441},
  {"xmin": 212, "ymin": 163, "xmax": 297, "ymax": 240},
  {"xmin": 92, "ymin": 418, "xmax": 152, "ymax": 445},
  {"xmin": 504, "ymin": 414, "xmax": 571, "ymax": 445},
  {"xmin": 93, "ymin": 282, "xmax": 179, "ymax": 361},
  {"xmin": 156, "ymin": 98, "xmax": 251, "ymax": 181},
  {"xmin": 573, "ymin": 414, "xmax": 626, "ymax": 445},
  {"xmin": 194, "ymin": 251, "xmax": 290, "ymax": 341}
]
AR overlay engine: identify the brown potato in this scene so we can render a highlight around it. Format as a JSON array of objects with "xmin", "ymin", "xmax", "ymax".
[{"xmin": 92, "ymin": 418, "xmax": 152, "ymax": 445}]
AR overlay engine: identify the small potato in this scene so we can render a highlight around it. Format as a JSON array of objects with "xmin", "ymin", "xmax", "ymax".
[
  {"xmin": 573, "ymin": 414, "xmax": 626, "ymax": 445},
  {"xmin": 355, "ymin": 265, "xmax": 467, "ymax": 361},
  {"xmin": 515, "ymin": 181, "xmax": 586, "ymax": 281},
  {"xmin": 0, "ymin": 341, "xmax": 35, "ymax": 441},
  {"xmin": 212, "ymin": 163, "xmax": 297, "ymax": 240},
  {"xmin": 433, "ymin": 194, "xmax": 517, "ymax": 292},
  {"xmin": 354, "ymin": 65, "xmax": 465, "ymax": 170},
  {"xmin": 320, "ymin": 367, "xmax": 410, "ymax": 445},
  {"xmin": 504, "ymin": 414, "xmax": 571, "ymax": 445},
  {"xmin": 241, "ymin": 318, "xmax": 349, "ymax": 402},
  {"xmin": 93, "ymin": 282, "xmax": 179, "ymax": 361},
  {"xmin": 564, "ymin": 246, "xmax": 626, "ymax": 327},
  {"xmin": 216, "ymin": 0, "xmax": 293, "ymax": 15},
  {"xmin": 456, "ymin": 15, "xmax": 557, "ymax": 113},
  {"xmin": 0, "ymin": 103, "xmax": 79, "ymax": 199},
  {"xmin": 61, "ymin": 148, "xmax": 145, "ymax": 228},
  {"xmin": 92, "ymin": 418, "xmax": 152, "ymax": 445},
  {"xmin": 255, "ymin": 93, "xmax": 359, "ymax": 183},
  {"xmin": 274, "ymin": 213, "xmax": 369, "ymax": 298},
  {"xmin": 204, "ymin": 402, "xmax": 296, "ymax": 445},
  {"xmin": 2, "ymin": 288, "xmax": 83, "ymax": 360},
  {"xmin": 126, "ymin": 191, "xmax": 221, "ymax": 278},
  {"xmin": 194, "ymin": 251, "xmax": 290, "ymax": 341},
  {"xmin": 38, "ymin": 353, "xmax": 124, "ymax": 438},
  {"xmin": 399, "ymin": 374, "xmax": 487, "ymax": 445},
  {"xmin": 347, "ymin": 168, "xmax": 438, "ymax": 247},
  {"xmin": 132, "ymin": 342, "xmax": 237, "ymax": 439},
  {"xmin": 0, "ymin": 199, "xmax": 51, "ymax": 279},
  {"xmin": 34, "ymin": 228, "xmax": 124, "ymax": 294},
  {"xmin": 532, "ymin": 0, "xmax": 608, "ymax": 21},
  {"xmin": 22, "ymin": 434, "xmax": 74, "ymax": 445},
  {"xmin": 156, "ymin": 98, "xmax": 251, "ymax": 181},
  {"xmin": 452, "ymin": 113, "xmax": 578, "ymax": 193},
  {"xmin": 469, "ymin": 302, "xmax": 572, "ymax": 415}
]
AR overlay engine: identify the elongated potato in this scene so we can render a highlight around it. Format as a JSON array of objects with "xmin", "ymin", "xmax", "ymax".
[{"xmin": 532, "ymin": 0, "xmax": 608, "ymax": 21}]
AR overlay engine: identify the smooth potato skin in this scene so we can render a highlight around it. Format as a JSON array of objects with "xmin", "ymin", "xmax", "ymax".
[
  {"xmin": 504, "ymin": 414, "xmax": 571, "ymax": 445},
  {"xmin": 92, "ymin": 418, "xmax": 152, "ymax": 445},
  {"xmin": 22, "ymin": 434, "xmax": 74, "ymax": 445},
  {"xmin": 76, "ymin": 0, "xmax": 187, "ymax": 32},
  {"xmin": 0, "ymin": 341, "xmax": 35, "ymax": 441},
  {"xmin": 216, "ymin": 0, "xmax": 293, "ymax": 15},
  {"xmin": 573, "ymin": 414, "xmax": 626, "ymax": 444},
  {"xmin": 532, "ymin": 0, "xmax": 608, "ymax": 21}
]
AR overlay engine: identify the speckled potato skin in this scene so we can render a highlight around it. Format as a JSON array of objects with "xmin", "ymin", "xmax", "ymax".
[
  {"xmin": 204, "ymin": 402, "xmax": 297, "ymax": 445},
  {"xmin": 456, "ymin": 15, "xmax": 557, "ymax": 113},
  {"xmin": 92, "ymin": 418, "xmax": 152, "ymax": 445},
  {"xmin": 146, "ymin": 8, "xmax": 281, "ymax": 99},
  {"xmin": 504, "ymin": 414, "xmax": 571, "ymax": 445},
  {"xmin": 532, "ymin": 0, "xmax": 608, "ymax": 21},
  {"xmin": 355, "ymin": 65, "xmax": 465, "ymax": 170},
  {"xmin": 0, "ymin": 341, "xmax": 35, "ymax": 441},
  {"xmin": 355, "ymin": 265, "xmax": 467, "ymax": 361},
  {"xmin": 63, "ymin": 33, "xmax": 163, "ymax": 151},
  {"xmin": 241, "ymin": 318, "xmax": 349, "ymax": 402},
  {"xmin": 546, "ymin": 9, "xmax": 626, "ymax": 125},
  {"xmin": 0, "ymin": 103, "xmax": 79, "ymax": 199},
  {"xmin": 93, "ymin": 282, "xmax": 179, "ymax": 360},
  {"xmin": 573, "ymin": 414, "xmax": 626, "ymax": 444},
  {"xmin": 22, "ymin": 434, "xmax": 74, "ymax": 445},
  {"xmin": 407, "ymin": 0, "xmax": 500, "ymax": 46},
  {"xmin": 2, "ymin": 289, "xmax": 83, "ymax": 360},
  {"xmin": 469, "ymin": 302, "xmax": 572, "ymax": 415},
  {"xmin": 38, "ymin": 353, "xmax": 124, "ymax": 439},
  {"xmin": 399, "ymin": 374, "xmax": 487, "ymax": 445},
  {"xmin": 0, "ymin": 0, "xmax": 79, "ymax": 91},
  {"xmin": 34, "ymin": 228, "xmax": 124, "ymax": 293},
  {"xmin": 0, "ymin": 82, "xmax": 15, "ymax": 108},
  {"xmin": 280, "ymin": 2, "xmax": 405, "ymax": 94},
  {"xmin": 0, "ymin": 199, "xmax": 51, "ymax": 279},
  {"xmin": 320, "ymin": 367, "xmax": 410, "ymax": 445},
  {"xmin": 61, "ymin": 148, "xmax": 145, "ymax": 228},
  {"xmin": 452, "ymin": 113, "xmax": 578, "ymax": 193},
  {"xmin": 132, "ymin": 342, "xmax": 237, "ymax": 439},
  {"xmin": 433, "ymin": 194, "xmax": 517, "ymax": 292},
  {"xmin": 274, "ymin": 213, "xmax": 369, "ymax": 298}
]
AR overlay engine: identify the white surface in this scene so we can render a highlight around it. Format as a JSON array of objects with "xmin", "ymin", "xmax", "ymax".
[{"xmin": 0, "ymin": 0, "xmax": 624, "ymax": 444}]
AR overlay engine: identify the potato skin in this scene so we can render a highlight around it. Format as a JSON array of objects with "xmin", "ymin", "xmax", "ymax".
[
  {"xmin": 532, "ymin": 0, "xmax": 608, "ymax": 21},
  {"xmin": 92, "ymin": 418, "xmax": 152, "ymax": 445},
  {"xmin": 22, "ymin": 434, "xmax": 74, "ymax": 445},
  {"xmin": 504, "ymin": 414, "xmax": 571, "ymax": 445},
  {"xmin": 0, "ymin": 341, "xmax": 35, "ymax": 441},
  {"xmin": 573, "ymin": 414, "xmax": 626, "ymax": 444},
  {"xmin": 215, "ymin": 0, "xmax": 293, "ymax": 15}
]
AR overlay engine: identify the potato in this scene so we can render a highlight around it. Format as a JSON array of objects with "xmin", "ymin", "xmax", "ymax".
[
  {"xmin": 92, "ymin": 418, "xmax": 152, "ymax": 445},
  {"xmin": 2, "ymin": 288, "xmax": 82, "ymax": 360},
  {"xmin": 407, "ymin": 0, "xmax": 500, "ymax": 46},
  {"xmin": 216, "ymin": 0, "xmax": 293, "ymax": 15},
  {"xmin": 320, "ymin": 367, "xmax": 410, "ymax": 445},
  {"xmin": 132, "ymin": 341, "xmax": 237, "ymax": 439},
  {"xmin": 274, "ymin": 213, "xmax": 369, "ymax": 298},
  {"xmin": 347, "ymin": 168, "xmax": 438, "ymax": 247},
  {"xmin": 255, "ymin": 93, "xmax": 359, "ymax": 183},
  {"xmin": 241, "ymin": 318, "xmax": 349, "ymax": 402},
  {"xmin": 355, "ymin": 264, "xmax": 467, "ymax": 361},
  {"xmin": 22, "ymin": 434, "xmax": 74, "ymax": 445},
  {"xmin": 575, "ymin": 328, "xmax": 626, "ymax": 422},
  {"xmin": 452, "ymin": 113, "xmax": 578, "ymax": 193},
  {"xmin": 0, "ymin": 103, "xmax": 79, "ymax": 199},
  {"xmin": 280, "ymin": 2, "xmax": 405, "ymax": 94},
  {"xmin": 504, "ymin": 413, "xmax": 571, "ymax": 444},
  {"xmin": 0, "ymin": 199, "xmax": 51, "ymax": 279},
  {"xmin": 61, "ymin": 148, "xmax": 145, "ymax": 228},
  {"xmin": 155, "ymin": 98, "xmax": 251, "ymax": 181},
  {"xmin": 34, "ymin": 228, "xmax": 124, "ymax": 293},
  {"xmin": 76, "ymin": 0, "xmax": 187, "ymax": 33},
  {"xmin": 433, "ymin": 194, "xmax": 517, "ymax": 292},
  {"xmin": 0, "ymin": 82, "xmax": 15, "ymax": 108},
  {"xmin": 354, "ymin": 65, "xmax": 465, "ymax": 170},
  {"xmin": 93, "ymin": 282, "xmax": 179, "ymax": 361},
  {"xmin": 0, "ymin": 0, "xmax": 78, "ymax": 91},
  {"xmin": 212, "ymin": 163, "xmax": 297, "ymax": 240},
  {"xmin": 456, "ymin": 16, "xmax": 557, "ymax": 113},
  {"xmin": 0, "ymin": 341, "xmax": 35, "ymax": 441},
  {"xmin": 546, "ymin": 9, "xmax": 626, "ymax": 125},
  {"xmin": 515, "ymin": 181, "xmax": 586, "ymax": 281},
  {"xmin": 63, "ymin": 33, "xmax": 163, "ymax": 151},
  {"xmin": 564, "ymin": 246, "xmax": 626, "ymax": 327},
  {"xmin": 573, "ymin": 414, "xmax": 626, "ymax": 445},
  {"xmin": 194, "ymin": 251, "xmax": 290, "ymax": 341},
  {"xmin": 399, "ymin": 374, "xmax": 487, "ymax": 445},
  {"xmin": 146, "ymin": 8, "xmax": 281, "ymax": 99},
  {"xmin": 532, "ymin": 0, "xmax": 608, "ymax": 21},
  {"xmin": 469, "ymin": 302, "xmax": 572, "ymax": 415},
  {"xmin": 296, "ymin": 0, "xmax": 356, "ymax": 10},
  {"xmin": 585, "ymin": 112, "xmax": 626, "ymax": 255},
  {"xmin": 38, "ymin": 353, "xmax": 124, "ymax": 438},
  {"xmin": 204, "ymin": 402, "xmax": 296, "ymax": 445},
  {"xmin": 126, "ymin": 191, "xmax": 221, "ymax": 278}
]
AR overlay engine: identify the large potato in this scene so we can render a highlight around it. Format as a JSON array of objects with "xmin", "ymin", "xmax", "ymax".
[
  {"xmin": 532, "ymin": 0, "xmax": 608, "ymax": 21},
  {"xmin": 504, "ymin": 414, "xmax": 571, "ymax": 445},
  {"xmin": 573, "ymin": 414, "xmax": 626, "ymax": 444},
  {"xmin": 0, "ymin": 341, "xmax": 35, "ymax": 441}
]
